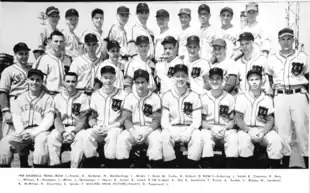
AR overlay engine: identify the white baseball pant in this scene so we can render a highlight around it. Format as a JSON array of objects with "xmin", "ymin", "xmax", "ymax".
[{"xmin": 116, "ymin": 126, "xmax": 162, "ymax": 161}]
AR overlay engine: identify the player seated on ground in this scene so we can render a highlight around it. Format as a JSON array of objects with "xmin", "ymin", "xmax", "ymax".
[
  {"xmin": 81, "ymin": 66, "xmax": 127, "ymax": 168},
  {"xmin": 200, "ymin": 67, "xmax": 238, "ymax": 168},
  {"xmin": 116, "ymin": 69, "xmax": 162, "ymax": 168},
  {"xmin": 0, "ymin": 69, "xmax": 54, "ymax": 168},
  {"xmin": 161, "ymin": 64, "xmax": 203, "ymax": 168},
  {"xmin": 47, "ymin": 72, "xmax": 90, "ymax": 168},
  {"xmin": 235, "ymin": 69, "xmax": 283, "ymax": 169}
]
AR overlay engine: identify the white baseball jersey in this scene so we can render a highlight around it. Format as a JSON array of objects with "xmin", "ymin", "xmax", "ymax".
[
  {"xmin": 184, "ymin": 57, "xmax": 211, "ymax": 95},
  {"xmin": 80, "ymin": 28, "xmax": 106, "ymax": 58},
  {"xmin": 61, "ymin": 28, "xmax": 82, "ymax": 60},
  {"xmin": 178, "ymin": 26, "xmax": 198, "ymax": 60},
  {"xmin": 95, "ymin": 59, "xmax": 124, "ymax": 89},
  {"xmin": 34, "ymin": 52, "xmax": 71, "ymax": 92},
  {"xmin": 215, "ymin": 26, "xmax": 239, "ymax": 58},
  {"xmin": 235, "ymin": 91, "xmax": 274, "ymax": 127},
  {"xmin": 199, "ymin": 25, "xmax": 217, "ymax": 62},
  {"xmin": 90, "ymin": 88, "xmax": 127, "ymax": 127},
  {"xmin": 162, "ymin": 87, "xmax": 202, "ymax": 125},
  {"xmin": 155, "ymin": 56, "xmax": 184, "ymax": 93},
  {"xmin": 154, "ymin": 28, "xmax": 179, "ymax": 61},
  {"xmin": 266, "ymin": 50, "xmax": 309, "ymax": 90},
  {"xmin": 69, "ymin": 54, "xmax": 102, "ymax": 90},
  {"xmin": 123, "ymin": 90, "xmax": 161, "ymax": 126},
  {"xmin": 106, "ymin": 23, "xmax": 128, "ymax": 56},
  {"xmin": 212, "ymin": 58, "xmax": 239, "ymax": 85},
  {"xmin": 200, "ymin": 90, "xmax": 235, "ymax": 126},
  {"xmin": 53, "ymin": 91, "xmax": 90, "ymax": 126}
]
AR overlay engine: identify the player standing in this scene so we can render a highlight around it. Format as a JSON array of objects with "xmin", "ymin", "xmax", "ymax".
[{"xmin": 266, "ymin": 28, "xmax": 309, "ymax": 168}]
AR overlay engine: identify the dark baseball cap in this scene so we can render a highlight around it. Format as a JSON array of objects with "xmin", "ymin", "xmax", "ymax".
[
  {"xmin": 161, "ymin": 36, "xmax": 177, "ymax": 46},
  {"xmin": 246, "ymin": 2, "xmax": 258, "ymax": 12},
  {"xmin": 178, "ymin": 8, "xmax": 191, "ymax": 16},
  {"xmin": 117, "ymin": 6, "xmax": 130, "ymax": 14},
  {"xmin": 173, "ymin": 64, "xmax": 188, "ymax": 75},
  {"xmin": 209, "ymin": 67, "xmax": 224, "ymax": 78},
  {"xmin": 156, "ymin": 9, "xmax": 169, "ymax": 18},
  {"xmin": 46, "ymin": 6, "xmax": 60, "ymax": 16},
  {"xmin": 107, "ymin": 40, "xmax": 121, "ymax": 50},
  {"xmin": 84, "ymin": 33, "xmax": 98, "ymax": 43},
  {"xmin": 278, "ymin": 28, "xmax": 294, "ymax": 38},
  {"xmin": 101, "ymin": 65, "xmax": 116, "ymax": 75},
  {"xmin": 136, "ymin": 3, "xmax": 149, "ymax": 13},
  {"xmin": 0, "ymin": 53, "xmax": 14, "ymax": 63},
  {"xmin": 246, "ymin": 68, "xmax": 262, "ymax": 79},
  {"xmin": 133, "ymin": 69, "xmax": 149, "ymax": 82},
  {"xmin": 136, "ymin": 35, "xmax": 149, "ymax": 45},
  {"xmin": 211, "ymin": 39, "xmax": 227, "ymax": 47},
  {"xmin": 28, "ymin": 69, "xmax": 44, "ymax": 79},
  {"xmin": 238, "ymin": 32, "xmax": 254, "ymax": 41},
  {"xmin": 13, "ymin": 42, "xmax": 31, "ymax": 53},
  {"xmin": 220, "ymin": 7, "xmax": 233, "ymax": 16},
  {"xmin": 186, "ymin": 35, "xmax": 200, "ymax": 46},
  {"xmin": 198, "ymin": 4, "xmax": 210, "ymax": 14},
  {"xmin": 65, "ymin": 8, "xmax": 79, "ymax": 17}
]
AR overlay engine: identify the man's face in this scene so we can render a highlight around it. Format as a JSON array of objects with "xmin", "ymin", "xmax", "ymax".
[
  {"xmin": 220, "ymin": 11, "xmax": 233, "ymax": 26},
  {"xmin": 28, "ymin": 74, "xmax": 43, "ymax": 91},
  {"xmin": 212, "ymin": 45, "xmax": 226, "ymax": 59},
  {"xmin": 163, "ymin": 43, "xmax": 177, "ymax": 60},
  {"xmin": 179, "ymin": 14, "xmax": 191, "ymax": 27},
  {"xmin": 48, "ymin": 13, "xmax": 60, "ymax": 27},
  {"xmin": 85, "ymin": 41, "xmax": 98, "ymax": 54},
  {"xmin": 92, "ymin": 13, "xmax": 104, "ymax": 28},
  {"xmin": 174, "ymin": 71, "xmax": 188, "ymax": 87},
  {"xmin": 15, "ymin": 50, "xmax": 29, "ymax": 65},
  {"xmin": 66, "ymin": 16, "xmax": 79, "ymax": 31},
  {"xmin": 50, "ymin": 35, "xmax": 65, "ymax": 52},
  {"xmin": 198, "ymin": 10, "xmax": 210, "ymax": 25},
  {"xmin": 240, "ymin": 40, "xmax": 253, "ymax": 55},
  {"xmin": 108, "ymin": 47, "xmax": 120, "ymax": 61},
  {"xmin": 279, "ymin": 35, "xmax": 294, "ymax": 51},
  {"xmin": 117, "ymin": 13, "xmax": 129, "ymax": 25},
  {"xmin": 248, "ymin": 74, "xmax": 262, "ymax": 90},
  {"xmin": 134, "ymin": 77, "xmax": 148, "ymax": 94},
  {"xmin": 137, "ymin": 42, "xmax": 149, "ymax": 57},
  {"xmin": 187, "ymin": 43, "xmax": 200, "ymax": 58},
  {"xmin": 156, "ymin": 16, "xmax": 169, "ymax": 28},
  {"xmin": 246, "ymin": 10, "xmax": 258, "ymax": 22},
  {"xmin": 137, "ymin": 11, "xmax": 149, "ymax": 25},
  {"xmin": 101, "ymin": 72, "xmax": 116, "ymax": 89},
  {"xmin": 64, "ymin": 75, "xmax": 77, "ymax": 92},
  {"xmin": 209, "ymin": 74, "xmax": 223, "ymax": 90}
]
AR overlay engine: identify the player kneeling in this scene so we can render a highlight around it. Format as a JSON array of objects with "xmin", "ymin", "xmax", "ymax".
[
  {"xmin": 200, "ymin": 67, "xmax": 238, "ymax": 168},
  {"xmin": 81, "ymin": 66, "xmax": 127, "ymax": 168},
  {"xmin": 47, "ymin": 72, "xmax": 90, "ymax": 168},
  {"xmin": 235, "ymin": 69, "xmax": 283, "ymax": 168},
  {"xmin": 116, "ymin": 69, "xmax": 162, "ymax": 168},
  {"xmin": 0, "ymin": 69, "xmax": 54, "ymax": 168},
  {"xmin": 161, "ymin": 64, "xmax": 203, "ymax": 168}
]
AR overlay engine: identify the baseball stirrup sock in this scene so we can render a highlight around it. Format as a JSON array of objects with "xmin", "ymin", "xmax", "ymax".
[{"xmin": 281, "ymin": 156, "xmax": 290, "ymax": 168}]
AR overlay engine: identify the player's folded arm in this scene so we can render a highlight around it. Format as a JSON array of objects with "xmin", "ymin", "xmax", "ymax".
[
  {"xmin": 188, "ymin": 106, "xmax": 202, "ymax": 133},
  {"xmin": 0, "ymin": 91, "xmax": 10, "ymax": 112},
  {"xmin": 224, "ymin": 74, "xmax": 237, "ymax": 93},
  {"xmin": 234, "ymin": 111, "xmax": 248, "ymax": 132},
  {"xmin": 73, "ymin": 110, "xmax": 91, "ymax": 132},
  {"xmin": 160, "ymin": 107, "xmax": 171, "ymax": 131},
  {"xmin": 150, "ymin": 109, "xmax": 161, "ymax": 130},
  {"xmin": 122, "ymin": 109, "xmax": 134, "ymax": 130},
  {"xmin": 263, "ymin": 113, "xmax": 275, "ymax": 134}
]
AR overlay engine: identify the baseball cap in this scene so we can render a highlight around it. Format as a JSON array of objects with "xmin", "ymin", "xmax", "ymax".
[
  {"xmin": 178, "ymin": 8, "xmax": 191, "ymax": 16},
  {"xmin": 136, "ymin": 3, "xmax": 150, "ymax": 13},
  {"xmin": 161, "ymin": 36, "xmax": 177, "ymax": 46},
  {"xmin": 65, "ymin": 8, "xmax": 79, "ymax": 17},
  {"xmin": 186, "ymin": 35, "xmax": 200, "ymax": 46},
  {"xmin": 107, "ymin": 40, "xmax": 121, "ymax": 50},
  {"xmin": 209, "ymin": 67, "xmax": 224, "ymax": 78},
  {"xmin": 0, "ymin": 53, "xmax": 14, "ymax": 63},
  {"xmin": 173, "ymin": 64, "xmax": 188, "ymax": 75},
  {"xmin": 240, "ymin": 11, "xmax": 246, "ymax": 17},
  {"xmin": 156, "ymin": 9, "xmax": 169, "ymax": 18},
  {"xmin": 133, "ymin": 69, "xmax": 149, "ymax": 82},
  {"xmin": 220, "ymin": 7, "xmax": 233, "ymax": 16},
  {"xmin": 101, "ymin": 65, "xmax": 116, "ymax": 75},
  {"xmin": 211, "ymin": 39, "xmax": 227, "ymax": 47},
  {"xmin": 136, "ymin": 35, "xmax": 149, "ymax": 45},
  {"xmin": 27, "ymin": 69, "xmax": 44, "ymax": 79},
  {"xmin": 117, "ymin": 6, "xmax": 130, "ymax": 14},
  {"xmin": 238, "ymin": 32, "xmax": 254, "ymax": 41},
  {"xmin": 46, "ymin": 6, "xmax": 60, "ymax": 16},
  {"xmin": 84, "ymin": 33, "xmax": 98, "ymax": 43},
  {"xmin": 246, "ymin": 68, "xmax": 262, "ymax": 80},
  {"xmin": 33, "ymin": 45, "xmax": 45, "ymax": 53},
  {"xmin": 198, "ymin": 4, "xmax": 210, "ymax": 14},
  {"xmin": 13, "ymin": 42, "xmax": 31, "ymax": 53},
  {"xmin": 246, "ymin": 2, "xmax": 258, "ymax": 12},
  {"xmin": 278, "ymin": 28, "xmax": 294, "ymax": 38}
]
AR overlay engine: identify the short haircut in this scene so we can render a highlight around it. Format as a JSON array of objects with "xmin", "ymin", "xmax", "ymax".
[
  {"xmin": 49, "ymin": 31, "xmax": 64, "ymax": 40},
  {"xmin": 91, "ymin": 8, "xmax": 104, "ymax": 18},
  {"xmin": 64, "ymin": 72, "xmax": 78, "ymax": 81}
]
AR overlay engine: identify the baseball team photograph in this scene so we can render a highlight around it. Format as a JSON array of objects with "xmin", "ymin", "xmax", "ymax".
[{"xmin": 0, "ymin": 1, "xmax": 308, "ymax": 169}]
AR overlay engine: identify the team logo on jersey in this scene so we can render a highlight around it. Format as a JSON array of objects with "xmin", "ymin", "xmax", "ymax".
[
  {"xmin": 252, "ymin": 65, "xmax": 263, "ymax": 74},
  {"xmin": 291, "ymin": 62, "xmax": 303, "ymax": 76},
  {"xmin": 191, "ymin": 67, "xmax": 201, "ymax": 78},
  {"xmin": 219, "ymin": 105, "xmax": 229, "ymax": 117},
  {"xmin": 167, "ymin": 67, "xmax": 174, "ymax": 78},
  {"xmin": 183, "ymin": 102, "xmax": 193, "ymax": 115},
  {"xmin": 143, "ymin": 103, "xmax": 153, "ymax": 117},
  {"xmin": 12, "ymin": 74, "xmax": 24, "ymax": 83},
  {"xmin": 72, "ymin": 103, "xmax": 81, "ymax": 116},
  {"xmin": 112, "ymin": 99, "xmax": 122, "ymax": 112},
  {"xmin": 257, "ymin": 106, "xmax": 268, "ymax": 120}
]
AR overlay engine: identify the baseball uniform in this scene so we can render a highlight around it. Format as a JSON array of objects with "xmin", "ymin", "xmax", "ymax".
[
  {"xmin": 37, "ymin": 24, "xmax": 59, "ymax": 49},
  {"xmin": 215, "ymin": 26, "xmax": 239, "ymax": 59},
  {"xmin": 116, "ymin": 90, "xmax": 162, "ymax": 161},
  {"xmin": 200, "ymin": 90, "xmax": 238, "ymax": 158},
  {"xmin": 106, "ymin": 24, "xmax": 128, "ymax": 57},
  {"xmin": 61, "ymin": 28, "xmax": 82, "ymax": 61},
  {"xmin": 161, "ymin": 87, "xmax": 203, "ymax": 162},
  {"xmin": 199, "ymin": 25, "xmax": 217, "ymax": 62},
  {"xmin": 178, "ymin": 26, "xmax": 198, "ymax": 61},
  {"xmin": 212, "ymin": 58, "xmax": 239, "ymax": 89},
  {"xmin": 235, "ymin": 91, "xmax": 283, "ymax": 159},
  {"xmin": 47, "ymin": 90, "xmax": 90, "ymax": 167},
  {"xmin": 80, "ymin": 29, "xmax": 106, "ymax": 58}
]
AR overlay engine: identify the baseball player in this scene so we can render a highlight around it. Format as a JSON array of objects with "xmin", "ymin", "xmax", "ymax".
[
  {"xmin": 116, "ymin": 69, "xmax": 162, "ymax": 168},
  {"xmin": 235, "ymin": 69, "xmax": 283, "ymax": 168},
  {"xmin": 200, "ymin": 67, "xmax": 238, "ymax": 168},
  {"xmin": 33, "ymin": 46, "xmax": 45, "ymax": 61},
  {"xmin": 0, "ymin": 69, "xmax": 55, "ymax": 168},
  {"xmin": 81, "ymin": 65, "xmax": 127, "ymax": 168},
  {"xmin": 266, "ymin": 28, "xmax": 309, "ymax": 168},
  {"xmin": 34, "ymin": 31, "xmax": 71, "ymax": 95},
  {"xmin": 161, "ymin": 64, "xmax": 203, "ymax": 168},
  {"xmin": 47, "ymin": 72, "xmax": 90, "ymax": 168},
  {"xmin": 184, "ymin": 35, "xmax": 211, "ymax": 95},
  {"xmin": 211, "ymin": 38, "xmax": 239, "ymax": 94},
  {"xmin": 95, "ymin": 40, "xmax": 124, "ymax": 90},
  {"xmin": 70, "ymin": 33, "xmax": 104, "ymax": 94},
  {"xmin": 127, "ymin": 3, "xmax": 155, "ymax": 60},
  {"xmin": 124, "ymin": 35, "xmax": 156, "ymax": 94},
  {"xmin": 0, "ymin": 53, "xmax": 14, "ymax": 77},
  {"xmin": 155, "ymin": 36, "xmax": 184, "ymax": 94},
  {"xmin": 38, "ymin": 6, "xmax": 60, "ymax": 50}
]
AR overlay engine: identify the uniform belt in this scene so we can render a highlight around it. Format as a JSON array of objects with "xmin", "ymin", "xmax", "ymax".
[
  {"xmin": 48, "ymin": 91, "xmax": 59, "ymax": 95},
  {"xmin": 172, "ymin": 124, "xmax": 191, "ymax": 126},
  {"xmin": 64, "ymin": 124, "xmax": 75, "ymax": 127},
  {"xmin": 277, "ymin": 88, "xmax": 301, "ymax": 94},
  {"xmin": 24, "ymin": 125, "xmax": 38, "ymax": 130}
]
